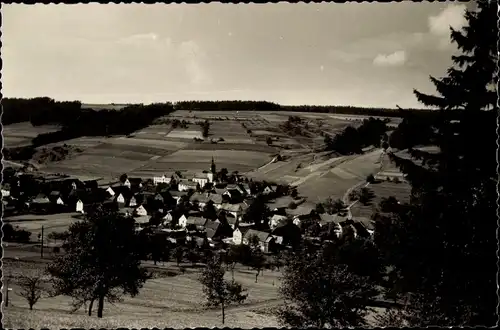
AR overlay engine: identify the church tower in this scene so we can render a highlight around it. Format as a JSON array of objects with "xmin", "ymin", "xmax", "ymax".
[{"xmin": 210, "ymin": 156, "xmax": 216, "ymax": 174}]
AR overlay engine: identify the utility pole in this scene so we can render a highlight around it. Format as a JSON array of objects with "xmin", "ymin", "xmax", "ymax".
[
  {"xmin": 41, "ymin": 225, "xmax": 44, "ymax": 259},
  {"xmin": 5, "ymin": 277, "xmax": 11, "ymax": 307}
]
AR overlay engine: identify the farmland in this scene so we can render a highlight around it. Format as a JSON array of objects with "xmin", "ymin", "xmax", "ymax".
[
  {"xmin": 3, "ymin": 122, "xmax": 61, "ymax": 148},
  {"xmin": 3, "ymin": 213, "xmax": 81, "ymax": 238}
]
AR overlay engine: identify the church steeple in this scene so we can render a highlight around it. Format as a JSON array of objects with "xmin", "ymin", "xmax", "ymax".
[{"xmin": 211, "ymin": 156, "xmax": 216, "ymax": 174}]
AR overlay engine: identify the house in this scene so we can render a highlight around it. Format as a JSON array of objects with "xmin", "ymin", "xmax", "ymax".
[
  {"xmin": 204, "ymin": 220, "xmax": 222, "ymax": 241},
  {"xmin": 192, "ymin": 173, "xmax": 209, "ymax": 188},
  {"xmin": 219, "ymin": 203, "xmax": 247, "ymax": 220},
  {"xmin": 118, "ymin": 207, "xmax": 135, "ymax": 217},
  {"xmin": 1, "ymin": 184, "xmax": 11, "ymax": 197},
  {"xmin": 129, "ymin": 196, "xmax": 138, "ymax": 207},
  {"xmin": 76, "ymin": 199, "xmax": 84, "ymax": 213},
  {"xmin": 191, "ymin": 192, "xmax": 223, "ymax": 209},
  {"xmin": 106, "ymin": 186, "xmax": 115, "ymax": 196},
  {"xmin": 178, "ymin": 180, "xmax": 199, "ymax": 192},
  {"xmin": 49, "ymin": 191, "xmax": 65, "ymax": 205},
  {"xmin": 162, "ymin": 212, "xmax": 173, "ymax": 225},
  {"xmin": 185, "ymin": 216, "xmax": 207, "ymax": 230},
  {"xmin": 291, "ymin": 211, "xmax": 319, "ymax": 228},
  {"xmin": 269, "ymin": 214, "xmax": 288, "ymax": 230},
  {"xmin": 319, "ymin": 213, "xmax": 345, "ymax": 238},
  {"xmin": 31, "ymin": 193, "xmax": 50, "ymax": 205},
  {"xmin": 123, "ymin": 178, "xmax": 131, "ymax": 188},
  {"xmin": 242, "ymin": 229, "xmax": 273, "ymax": 252},
  {"xmin": 134, "ymin": 215, "xmax": 150, "ymax": 224},
  {"xmin": 353, "ymin": 217, "xmax": 375, "ymax": 237},
  {"xmin": 153, "ymin": 174, "xmax": 172, "ymax": 185},
  {"xmin": 134, "ymin": 205, "xmax": 148, "ymax": 217},
  {"xmin": 232, "ymin": 227, "xmax": 251, "ymax": 245}
]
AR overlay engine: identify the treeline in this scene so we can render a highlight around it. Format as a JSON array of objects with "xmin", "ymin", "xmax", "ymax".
[
  {"xmin": 174, "ymin": 100, "xmax": 435, "ymax": 118},
  {"xmin": 324, "ymin": 117, "xmax": 389, "ymax": 155},
  {"xmin": 2, "ymin": 97, "xmax": 82, "ymax": 126},
  {"xmin": 2, "ymin": 98, "xmax": 174, "ymax": 149}
]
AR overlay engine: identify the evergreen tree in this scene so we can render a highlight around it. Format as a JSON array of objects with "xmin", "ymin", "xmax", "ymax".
[{"xmin": 376, "ymin": 2, "xmax": 498, "ymax": 326}]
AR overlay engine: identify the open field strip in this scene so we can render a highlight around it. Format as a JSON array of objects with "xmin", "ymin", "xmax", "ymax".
[
  {"xmin": 166, "ymin": 129, "xmax": 203, "ymax": 140},
  {"xmin": 3, "ymin": 136, "xmax": 33, "ymax": 148},
  {"xmin": 3, "ymin": 213, "xmax": 81, "ymax": 236},
  {"xmin": 107, "ymin": 136, "xmax": 188, "ymax": 149},
  {"xmin": 35, "ymin": 137, "xmax": 110, "ymax": 150},
  {"xmin": 183, "ymin": 142, "xmax": 276, "ymax": 153},
  {"xmin": 3, "ymin": 122, "xmax": 61, "ymax": 138}
]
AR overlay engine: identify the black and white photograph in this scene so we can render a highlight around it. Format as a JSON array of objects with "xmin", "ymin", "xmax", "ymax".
[{"xmin": 1, "ymin": 1, "xmax": 497, "ymax": 328}]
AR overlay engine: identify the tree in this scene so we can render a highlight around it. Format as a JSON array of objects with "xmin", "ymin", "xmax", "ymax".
[
  {"xmin": 47, "ymin": 208, "xmax": 150, "ymax": 318},
  {"xmin": 174, "ymin": 246, "xmax": 185, "ymax": 267},
  {"xmin": 266, "ymin": 136, "xmax": 273, "ymax": 145},
  {"xmin": 290, "ymin": 188, "xmax": 298, "ymax": 198},
  {"xmin": 202, "ymin": 200, "xmax": 218, "ymax": 220},
  {"xmin": 201, "ymin": 120, "xmax": 210, "ymax": 138},
  {"xmin": 366, "ymin": 174, "xmax": 375, "ymax": 184},
  {"xmin": 376, "ymin": 2, "xmax": 497, "ymax": 326},
  {"xmin": 18, "ymin": 273, "xmax": 45, "ymax": 310},
  {"xmin": 218, "ymin": 168, "xmax": 228, "ymax": 182},
  {"xmin": 358, "ymin": 188, "xmax": 372, "ymax": 206},
  {"xmin": 324, "ymin": 198, "xmax": 345, "ymax": 214},
  {"xmin": 315, "ymin": 203, "xmax": 325, "ymax": 214},
  {"xmin": 248, "ymin": 236, "xmax": 266, "ymax": 283},
  {"xmin": 277, "ymin": 247, "xmax": 378, "ymax": 327},
  {"xmin": 242, "ymin": 195, "xmax": 270, "ymax": 229},
  {"xmin": 199, "ymin": 255, "xmax": 248, "ymax": 324}
]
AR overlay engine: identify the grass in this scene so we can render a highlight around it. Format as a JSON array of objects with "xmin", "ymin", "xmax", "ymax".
[{"xmin": 2, "ymin": 259, "xmax": 282, "ymax": 329}]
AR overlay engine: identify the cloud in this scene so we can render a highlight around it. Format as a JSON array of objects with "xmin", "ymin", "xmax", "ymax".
[
  {"xmin": 373, "ymin": 50, "xmax": 407, "ymax": 67},
  {"xmin": 117, "ymin": 32, "xmax": 159, "ymax": 45},
  {"xmin": 178, "ymin": 40, "xmax": 211, "ymax": 86},
  {"xmin": 428, "ymin": 4, "xmax": 467, "ymax": 37}
]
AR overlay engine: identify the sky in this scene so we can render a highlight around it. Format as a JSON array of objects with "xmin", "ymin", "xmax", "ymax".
[{"xmin": 2, "ymin": 2, "xmax": 473, "ymax": 108}]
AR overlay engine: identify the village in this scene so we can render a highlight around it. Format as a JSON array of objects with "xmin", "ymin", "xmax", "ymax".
[{"xmin": 2, "ymin": 154, "xmax": 385, "ymax": 261}]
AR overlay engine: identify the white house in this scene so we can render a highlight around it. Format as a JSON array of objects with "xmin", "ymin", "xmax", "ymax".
[
  {"xmin": 162, "ymin": 212, "xmax": 173, "ymax": 225},
  {"xmin": 178, "ymin": 180, "xmax": 199, "ymax": 192},
  {"xmin": 106, "ymin": 187, "xmax": 115, "ymax": 196},
  {"xmin": 192, "ymin": 174, "xmax": 209, "ymax": 188},
  {"xmin": 116, "ymin": 193, "xmax": 126, "ymax": 204},
  {"xmin": 129, "ymin": 196, "xmax": 137, "ymax": 207},
  {"xmin": 134, "ymin": 205, "xmax": 148, "ymax": 216},
  {"xmin": 178, "ymin": 214, "xmax": 188, "ymax": 228},
  {"xmin": 76, "ymin": 200, "xmax": 84, "ymax": 213},
  {"xmin": 207, "ymin": 172, "xmax": 214, "ymax": 183},
  {"xmin": 123, "ymin": 179, "xmax": 131, "ymax": 188},
  {"xmin": 232, "ymin": 228, "xmax": 244, "ymax": 245},
  {"xmin": 56, "ymin": 197, "xmax": 65, "ymax": 205},
  {"xmin": 153, "ymin": 175, "xmax": 171, "ymax": 185},
  {"xmin": 1, "ymin": 186, "xmax": 11, "ymax": 197}
]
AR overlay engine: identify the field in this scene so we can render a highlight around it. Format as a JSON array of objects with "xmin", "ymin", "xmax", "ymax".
[
  {"xmin": 2, "ymin": 256, "xmax": 282, "ymax": 328},
  {"xmin": 3, "ymin": 122, "xmax": 61, "ymax": 148},
  {"xmin": 3, "ymin": 213, "xmax": 81, "ymax": 238},
  {"xmin": 350, "ymin": 180, "xmax": 412, "ymax": 219}
]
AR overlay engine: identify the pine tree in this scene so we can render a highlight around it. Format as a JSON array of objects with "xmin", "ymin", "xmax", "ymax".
[{"xmin": 377, "ymin": 2, "xmax": 498, "ymax": 326}]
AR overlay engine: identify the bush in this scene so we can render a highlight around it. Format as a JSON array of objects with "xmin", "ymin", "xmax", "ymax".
[
  {"xmin": 366, "ymin": 174, "xmax": 375, "ymax": 183},
  {"xmin": 288, "ymin": 202, "xmax": 297, "ymax": 209}
]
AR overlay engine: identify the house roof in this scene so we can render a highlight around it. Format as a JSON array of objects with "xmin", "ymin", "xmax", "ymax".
[
  {"xmin": 193, "ymin": 173, "xmax": 208, "ymax": 179},
  {"xmin": 205, "ymin": 220, "xmax": 221, "ymax": 231},
  {"xmin": 134, "ymin": 215, "xmax": 150, "ymax": 224},
  {"xmin": 191, "ymin": 192, "xmax": 223, "ymax": 204},
  {"xmin": 186, "ymin": 216, "xmax": 207, "ymax": 227},
  {"xmin": 286, "ymin": 204, "xmax": 314, "ymax": 217},
  {"xmin": 32, "ymin": 194, "xmax": 50, "ymax": 203},
  {"xmin": 219, "ymin": 203, "xmax": 243, "ymax": 212},
  {"xmin": 270, "ymin": 214, "xmax": 287, "ymax": 224},
  {"xmin": 354, "ymin": 217, "xmax": 375, "ymax": 231},
  {"xmin": 243, "ymin": 229, "xmax": 271, "ymax": 242},
  {"xmin": 179, "ymin": 180, "xmax": 198, "ymax": 187},
  {"xmin": 267, "ymin": 196, "xmax": 295, "ymax": 210}
]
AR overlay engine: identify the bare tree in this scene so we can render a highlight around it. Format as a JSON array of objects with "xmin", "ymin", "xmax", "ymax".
[{"xmin": 17, "ymin": 273, "xmax": 45, "ymax": 310}]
